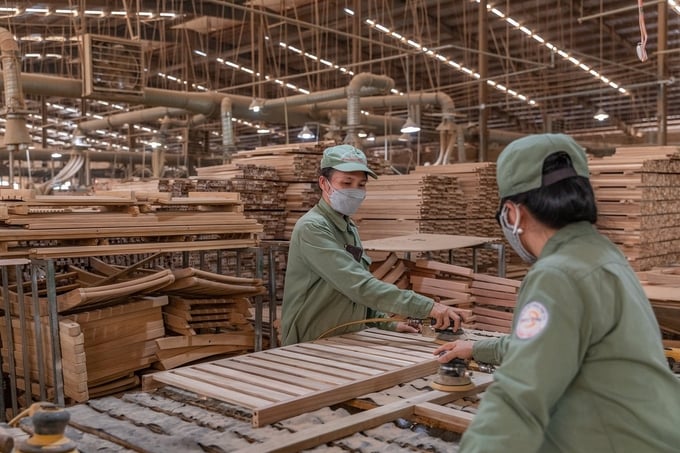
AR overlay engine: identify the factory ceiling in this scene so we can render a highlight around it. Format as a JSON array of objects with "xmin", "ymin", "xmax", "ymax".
[{"xmin": 2, "ymin": 0, "xmax": 680, "ymax": 162}]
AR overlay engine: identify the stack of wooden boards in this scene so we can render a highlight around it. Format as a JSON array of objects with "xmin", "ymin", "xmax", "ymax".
[
  {"xmin": 0, "ymin": 189, "xmax": 261, "ymax": 259},
  {"xmin": 158, "ymin": 267, "xmax": 265, "ymax": 369},
  {"xmin": 354, "ymin": 174, "xmax": 467, "ymax": 241},
  {"xmin": 372, "ymin": 254, "xmax": 680, "ymax": 339},
  {"xmin": 191, "ymin": 164, "xmax": 288, "ymax": 240},
  {"xmin": 356, "ymin": 162, "xmax": 505, "ymax": 271},
  {"xmin": 589, "ymin": 146, "xmax": 680, "ymax": 270},
  {"xmin": 0, "ymin": 260, "xmax": 265, "ymax": 405},
  {"xmin": 231, "ymin": 142, "xmax": 326, "ymax": 241},
  {"xmin": 638, "ymin": 266, "xmax": 680, "ymax": 337},
  {"xmin": 370, "ymin": 254, "xmax": 518, "ymax": 333}
]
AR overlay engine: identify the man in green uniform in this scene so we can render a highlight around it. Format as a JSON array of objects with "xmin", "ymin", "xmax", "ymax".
[
  {"xmin": 435, "ymin": 133, "xmax": 680, "ymax": 452},
  {"xmin": 281, "ymin": 144, "xmax": 460, "ymax": 346}
]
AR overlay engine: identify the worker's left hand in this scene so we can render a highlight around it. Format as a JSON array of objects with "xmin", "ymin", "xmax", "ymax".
[{"xmin": 396, "ymin": 321, "xmax": 420, "ymax": 333}]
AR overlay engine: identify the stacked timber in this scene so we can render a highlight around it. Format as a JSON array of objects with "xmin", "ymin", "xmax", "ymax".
[
  {"xmin": 157, "ymin": 268, "xmax": 265, "ymax": 369},
  {"xmin": 637, "ymin": 266, "xmax": 680, "ymax": 339},
  {"xmin": 412, "ymin": 163, "xmax": 505, "ymax": 270},
  {"xmin": 0, "ymin": 189, "xmax": 261, "ymax": 259},
  {"xmin": 192, "ymin": 164, "xmax": 288, "ymax": 240},
  {"xmin": 589, "ymin": 146, "xmax": 680, "ymax": 270},
  {"xmin": 284, "ymin": 183, "xmax": 321, "ymax": 239},
  {"xmin": 231, "ymin": 143, "xmax": 328, "ymax": 182},
  {"xmin": 469, "ymin": 274, "xmax": 520, "ymax": 334},
  {"xmin": 354, "ymin": 174, "xmax": 467, "ymax": 243},
  {"xmin": 62, "ymin": 296, "xmax": 168, "ymax": 399}
]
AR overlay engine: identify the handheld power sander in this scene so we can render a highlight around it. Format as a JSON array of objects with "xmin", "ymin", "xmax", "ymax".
[{"xmin": 431, "ymin": 357, "xmax": 475, "ymax": 392}]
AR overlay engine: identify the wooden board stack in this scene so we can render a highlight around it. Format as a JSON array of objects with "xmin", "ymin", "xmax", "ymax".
[
  {"xmin": 62, "ymin": 296, "xmax": 168, "ymax": 399},
  {"xmin": 0, "ymin": 190, "xmax": 261, "ymax": 259},
  {"xmin": 354, "ymin": 174, "xmax": 467, "ymax": 242},
  {"xmin": 370, "ymin": 257, "xmax": 521, "ymax": 334},
  {"xmin": 231, "ymin": 143, "xmax": 327, "ymax": 182},
  {"xmin": 157, "ymin": 268, "xmax": 265, "ymax": 369},
  {"xmin": 283, "ymin": 183, "xmax": 321, "ymax": 239},
  {"xmin": 637, "ymin": 266, "xmax": 680, "ymax": 338},
  {"xmin": 411, "ymin": 163, "xmax": 505, "ymax": 270},
  {"xmin": 589, "ymin": 146, "xmax": 680, "ymax": 270},
  {"xmin": 192, "ymin": 164, "xmax": 288, "ymax": 240}
]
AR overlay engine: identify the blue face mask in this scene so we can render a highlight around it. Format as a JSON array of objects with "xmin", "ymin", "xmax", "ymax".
[
  {"xmin": 499, "ymin": 204, "xmax": 537, "ymax": 264},
  {"xmin": 325, "ymin": 178, "xmax": 366, "ymax": 216}
]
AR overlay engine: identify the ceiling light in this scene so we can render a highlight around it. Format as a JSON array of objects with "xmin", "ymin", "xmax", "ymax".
[
  {"xmin": 256, "ymin": 125, "xmax": 270, "ymax": 134},
  {"xmin": 51, "ymin": 152, "xmax": 62, "ymax": 158},
  {"xmin": 398, "ymin": 133, "xmax": 411, "ymax": 142},
  {"xmin": 357, "ymin": 129, "xmax": 368, "ymax": 138},
  {"xmin": 297, "ymin": 124, "xmax": 315, "ymax": 140},
  {"xmin": 366, "ymin": 132, "xmax": 376, "ymax": 142},
  {"xmin": 249, "ymin": 98, "xmax": 264, "ymax": 113},
  {"xmin": 593, "ymin": 108, "xmax": 609, "ymax": 121},
  {"xmin": 400, "ymin": 116, "xmax": 421, "ymax": 134}
]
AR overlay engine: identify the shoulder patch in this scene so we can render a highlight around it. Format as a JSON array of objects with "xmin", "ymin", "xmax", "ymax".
[{"xmin": 515, "ymin": 301, "xmax": 549, "ymax": 340}]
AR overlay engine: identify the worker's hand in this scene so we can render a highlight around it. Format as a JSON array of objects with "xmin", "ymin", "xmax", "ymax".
[
  {"xmin": 395, "ymin": 322, "xmax": 420, "ymax": 333},
  {"xmin": 428, "ymin": 302, "xmax": 461, "ymax": 331},
  {"xmin": 433, "ymin": 340, "xmax": 474, "ymax": 363}
]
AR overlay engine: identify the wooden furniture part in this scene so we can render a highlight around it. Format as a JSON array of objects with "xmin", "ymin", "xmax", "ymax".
[
  {"xmin": 143, "ymin": 328, "xmax": 471, "ymax": 427},
  {"xmin": 234, "ymin": 375, "xmax": 493, "ymax": 453}
]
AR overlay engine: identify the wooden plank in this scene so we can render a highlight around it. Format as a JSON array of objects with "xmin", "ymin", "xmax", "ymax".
[
  {"xmin": 237, "ymin": 373, "xmax": 493, "ymax": 451},
  {"xmin": 413, "ymin": 402, "xmax": 474, "ymax": 433}
]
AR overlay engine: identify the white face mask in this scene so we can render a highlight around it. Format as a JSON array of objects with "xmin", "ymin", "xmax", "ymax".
[
  {"xmin": 325, "ymin": 178, "xmax": 366, "ymax": 216},
  {"xmin": 499, "ymin": 204, "xmax": 537, "ymax": 264}
]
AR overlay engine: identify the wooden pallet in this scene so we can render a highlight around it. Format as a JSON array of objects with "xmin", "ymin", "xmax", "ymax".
[{"xmin": 143, "ymin": 328, "xmax": 465, "ymax": 427}]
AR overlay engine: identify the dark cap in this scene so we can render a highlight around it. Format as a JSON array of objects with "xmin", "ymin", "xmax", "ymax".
[{"xmin": 496, "ymin": 133, "xmax": 589, "ymax": 198}]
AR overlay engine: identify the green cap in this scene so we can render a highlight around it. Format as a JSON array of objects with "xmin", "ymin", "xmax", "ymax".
[
  {"xmin": 320, "ymin": 144, "xmax": 378, "ymax": 179},
  {"xmin": 496, "ymin": 133, "xmax": 589, "ymax": 198}
]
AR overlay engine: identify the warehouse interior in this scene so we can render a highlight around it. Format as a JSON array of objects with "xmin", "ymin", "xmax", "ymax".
[{"xmin": 0, "ymin": 1, "xmax": 678, "ymax": 452}]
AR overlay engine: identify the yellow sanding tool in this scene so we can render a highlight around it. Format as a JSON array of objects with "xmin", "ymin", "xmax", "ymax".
[{"xmin": 9, "ymin": 402, "xmax": 77, "ymax": 453}]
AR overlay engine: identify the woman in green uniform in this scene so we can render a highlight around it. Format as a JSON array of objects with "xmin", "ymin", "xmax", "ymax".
[{"xmin": 435, "ymin": 133, "xmax": 680, "ymax": 452}]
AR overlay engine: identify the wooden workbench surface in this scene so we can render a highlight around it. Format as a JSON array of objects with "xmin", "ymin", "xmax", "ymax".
[{"xmin": 361, "ymin": 233, "xmax": 499, "ymax": 253}]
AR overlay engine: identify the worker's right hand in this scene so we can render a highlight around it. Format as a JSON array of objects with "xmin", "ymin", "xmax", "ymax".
[
  {"xmin": 433, "ymin": 340, "xmax": 474, "ymax": 363},
  {"xmin": 428, "ymin": 302, "xmax": 461, "ymax": 332}
]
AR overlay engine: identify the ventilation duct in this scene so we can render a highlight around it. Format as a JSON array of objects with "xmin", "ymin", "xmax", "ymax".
[{"xmin": 0, "ymin": 27, "xmax": 31, "ymax": 150}]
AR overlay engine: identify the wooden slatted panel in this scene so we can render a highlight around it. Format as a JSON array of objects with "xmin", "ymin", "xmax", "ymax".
[{"xmin": 143, "ymin": 328, "xmax": 441, "ymax": 427}]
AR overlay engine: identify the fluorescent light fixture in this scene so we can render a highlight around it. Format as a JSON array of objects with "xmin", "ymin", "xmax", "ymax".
[
  {"xmin": 249, "ymin": 98, "xmax": 264, "ymax": 113},
  {"xmin": 366, "ymin": 132, "xmax": 376, "ymax": 142},
  {"xmin": 400, "ymin": 116, "xmax": 421, "ymax": 133},
  {"xmin": 398, "ymin": 133, "xmax": 411, "ymax": 142},
  {"xmin": 593, "ymin": 108, "xmax": 609, "ymax": 121},
  {"xmin": 256, "ymin": 125, "xmax": 270, "ymax": 134},
  {"xmin": 297, "ymin": 124, "xmax": 315, "ymax": 140},
  {"xmin": 357, "ymin": 129, "xmax": 368, "ymax": 138},
  {"xmin": 51, "ymin": 153, "xmax": 62, "ymax": 158}
]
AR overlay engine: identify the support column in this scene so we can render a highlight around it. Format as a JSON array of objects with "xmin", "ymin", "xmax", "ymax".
[
  {"xmin": 478, "ymin": 0, "xmax": 489, "ymax": 161},
  {"xmin": 657, "ymin": 0, "xmax": 668, "ymax": 145}
]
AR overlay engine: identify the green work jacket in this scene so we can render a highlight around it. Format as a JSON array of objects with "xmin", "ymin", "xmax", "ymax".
[
  {"xmin": 280, "ymin": 199, "xmax": 434, "ymax": 345},
  {"xmin": 464, "ymin": 221, "xmax": 680, "ymax": 452}
]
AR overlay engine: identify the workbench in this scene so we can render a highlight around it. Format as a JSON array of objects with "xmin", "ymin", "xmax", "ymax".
[{"xmin": 361, "ymin": 233, "xmax": 505, "ymax": 277}]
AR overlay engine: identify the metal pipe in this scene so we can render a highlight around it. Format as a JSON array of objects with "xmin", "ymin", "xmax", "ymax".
[
  {"xmin": 315, "ymin": 92, "xmax": 455, "ymax": 119},
  {"xmin": 344, "ymin": 73, "xmax": 395, "ymax": 146},
  {"xmin": 77, "ymin": 107, "xmax": 189, "ymax": 133}
]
